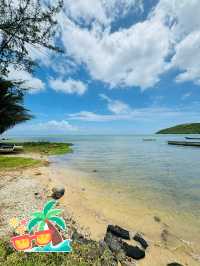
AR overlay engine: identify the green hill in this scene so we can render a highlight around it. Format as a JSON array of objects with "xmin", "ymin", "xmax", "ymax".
[{"xmin": 156, "ymin": 123, "xmax": 200, "ymax": 134}]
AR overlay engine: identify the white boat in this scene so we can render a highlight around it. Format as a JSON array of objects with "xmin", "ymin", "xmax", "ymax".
[{"xmin": 0, "ymin": 143, "xmax": 23, "ymax": 153}]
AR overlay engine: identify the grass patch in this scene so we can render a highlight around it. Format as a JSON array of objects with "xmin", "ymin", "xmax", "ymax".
[
  {"xmin": 0, "ymin": 240, "xmax": 115, "ymax": 266},
  {"xmin": 0, "ymin": 157, "xmax": 41, "ymax": 170},
  {"xmin": 22, "ymin": 142, "xmax": 73, "ymax": 155}
]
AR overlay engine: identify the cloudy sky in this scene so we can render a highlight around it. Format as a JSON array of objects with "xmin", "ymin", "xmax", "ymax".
[{"xmin": 6, "ymin": 0, "xmax": 200, "ymax": 135}]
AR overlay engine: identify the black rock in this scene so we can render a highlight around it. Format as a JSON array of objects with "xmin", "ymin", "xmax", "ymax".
[
  {"xmin": 104, "ymin": 232, "xmax": 123, "ymax": 253},
  {"xmin": 122, "ymin": 242, "xmax": 145, "ymax": 260},
  {"xmin": 107, "ymin": 225, "xmax": 130, "ymax": 240},
  {"xmin": 167, "ymin": 263, "xmax": 184, "ymax": 266},
  {"xmin": 51, "ymin": 187, "xmax": 65, "ymax": 200},
  {"xmin": 133, "ymin": 233, "xmax": 148, "ymax": 250}
]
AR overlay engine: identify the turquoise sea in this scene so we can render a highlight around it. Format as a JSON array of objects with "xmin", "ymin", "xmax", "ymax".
[{"xmin": 44, "ymin": 134, "xmax": 200, "ymax": 218}]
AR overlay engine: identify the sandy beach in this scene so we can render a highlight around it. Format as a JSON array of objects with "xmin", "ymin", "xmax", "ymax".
[{"xmin": 0, "ymin": 151, "xmax": 200, "ymax": 266}]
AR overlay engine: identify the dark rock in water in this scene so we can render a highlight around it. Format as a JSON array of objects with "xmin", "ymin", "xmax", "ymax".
[
  {"xmin": 104, "ymin": 232, "xmax": 123, "ymax": 253},
  {"xmin": 161, "ymin": 229, "xmax": 169, "ymax": 242},
  {"xmin": 93, "ymin": 169, "xmax": 98, "ymax": 173},
  {"xmin": 122, "ymin": 242, "xmax": 145, "ymax": 260},
  {"xmin": 154, "ymin": 216, "xmax": 161, "ymax": 222},
  {"xmin": 107, "ymin": 225, "xmax": 130, "ymax": 240},
  {"xmin": 51, "ymin": 187, "xmax": 65, "ymax": 200},
  {"xmin": 105, "ymin": 231, "xmax": 145, "ymax": 261},
  {"xmin": 167, "ymin": 263, "xmax": 184, "ymax": 266},
  {"xmin": 133, "ymin": 233, "xmax": 148, "ymax": 250}
]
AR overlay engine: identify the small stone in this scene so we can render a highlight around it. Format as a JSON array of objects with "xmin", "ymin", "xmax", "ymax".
[
  {"xmin": 154, "ymin": 216, "xmax": 161, "ymax": 222},
  {"xmin": 161, "ymin": 229, "xmax": 169, "ymax": 242},
  {"xmin": 93, "ymin": 169, "xmax": 98, "ymax": 173},
  {"xmin": 35, "ymin": 172, "xmax": 42, "ymax": 176},
  {"xmin": 51, "ymin": 187, "xmax": 65, "ymax": 200}
]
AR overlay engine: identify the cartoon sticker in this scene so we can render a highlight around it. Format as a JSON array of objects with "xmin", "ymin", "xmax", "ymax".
[{"xmin": 10, "ymin": 200, "xmax": 72, "ymax": 253}]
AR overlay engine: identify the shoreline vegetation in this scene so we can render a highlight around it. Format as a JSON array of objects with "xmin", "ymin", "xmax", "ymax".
[
  {"xmin": 0, "ymin": 141, "xmax": 198, "ymax": 266},
  {"xmin": 156, "ymin": 123, "xmax": 200, "ymax": 134},
  {"xmin": 0, "ymin": 142, "xmax": 73, "ymax": 170}
]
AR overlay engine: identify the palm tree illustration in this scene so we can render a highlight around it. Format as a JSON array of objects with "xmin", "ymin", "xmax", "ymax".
[{"xmin": 27, "ymin": 200, "xmax": 66, "ymax": 246}]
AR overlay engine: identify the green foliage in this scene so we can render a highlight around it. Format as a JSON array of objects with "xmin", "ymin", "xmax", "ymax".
[
  {"xmin": 0, "ymin": 239, "xmax": 116, "ymax": 266},
  {"xmin": 0, "ymin": 0, "xmax": 63, "ymax": 75},
  {"xmin": 157, "ymin": 123, "xmax": 200, "ymax": 134},
  {"xmin": 22, "ymin": 142, "xmax": 73, "ymax": 155},
  {"xmin": 0, "ymin": 156, "xmax": 41, "ymax": 169},
  {"xmin": 0, "ymin": 79, "xmax": 32, "ymax": 134}
]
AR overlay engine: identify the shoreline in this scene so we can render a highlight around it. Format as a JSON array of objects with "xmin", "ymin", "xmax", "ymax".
[{"xmin": 0, "ymin": 153, "xmax": 200, "ymax": 265}]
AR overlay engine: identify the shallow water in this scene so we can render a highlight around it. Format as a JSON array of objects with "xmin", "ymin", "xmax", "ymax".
[{"xmin": 47, "ymin": 135, "xmax": 200, "ymax": 217}]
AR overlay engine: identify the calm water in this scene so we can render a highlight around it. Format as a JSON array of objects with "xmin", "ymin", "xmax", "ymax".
[
  {"xmin": 13, "ymin": 135, "xmax": 200, "ymax": 216},
  {"xmin": 56, "ymin": 135, "xmax": 200, "ymax": 216}
]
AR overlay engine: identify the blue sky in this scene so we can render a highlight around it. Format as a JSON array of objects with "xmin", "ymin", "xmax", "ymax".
[{"xmin": 6, "ymin": 0, "xmax": 200, "ymax": 135}]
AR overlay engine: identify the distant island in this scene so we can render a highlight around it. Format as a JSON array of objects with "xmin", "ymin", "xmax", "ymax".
[{"xmin": 156, "ymin": 123, "xmax": 200, "ymax": 134}]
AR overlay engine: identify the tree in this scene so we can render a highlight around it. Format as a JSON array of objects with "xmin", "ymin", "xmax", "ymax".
[
  {"xmin": 0, "ymin": 0, "xmax": 63, "ymax": 75},
  {"xmin": 28, "ymin": 200, "xmax": 66, "ymax": 246},
  {"xmin": 0, "ymin": 79, "xmax": 33, "ymax": 134}
]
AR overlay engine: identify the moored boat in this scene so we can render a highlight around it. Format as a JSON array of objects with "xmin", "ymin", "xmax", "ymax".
[
  {"xmin": 168, "ymin": 141, "xmax": 200, "ymax": 147},
  {"xmin": 185, "ymin": 137, "xmax": 200, "ymax": 140}
]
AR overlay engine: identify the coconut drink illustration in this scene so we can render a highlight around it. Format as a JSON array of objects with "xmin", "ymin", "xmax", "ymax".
[
  {"xmin": 27, "ymin": 200, "xmax": 65, "ymax": 246},
  {"xmin": 11, "ymin": 200, "xmax": 72, "ymax": 252}
]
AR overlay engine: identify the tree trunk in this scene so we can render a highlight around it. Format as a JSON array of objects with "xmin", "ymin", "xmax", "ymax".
[{"xmin": 46, "ymin": 220, "xmax": 63, "ymax": 246}]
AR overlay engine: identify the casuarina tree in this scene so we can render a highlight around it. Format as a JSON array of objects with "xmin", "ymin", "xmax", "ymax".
[{"xmin": 0, "ymin": 0, "xmax": 63, "ymax": 75}]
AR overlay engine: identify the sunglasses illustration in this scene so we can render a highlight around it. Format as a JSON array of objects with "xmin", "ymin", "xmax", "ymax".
[{"xmin": 11, "ymin": 230, "xmax": 52, "ymax": 251}]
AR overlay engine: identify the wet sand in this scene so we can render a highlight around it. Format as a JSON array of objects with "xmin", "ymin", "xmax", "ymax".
[{"xmin": 42, "ymin": 164, "xmax": 200, "ymax": 266}]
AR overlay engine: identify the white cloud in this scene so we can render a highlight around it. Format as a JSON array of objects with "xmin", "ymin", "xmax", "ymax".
[
  {"xmin": 181, "ymin": 92, "xmax": 192, "ymax": 100},
  {"xmin": 100, "ymin": 94, "xmax": 131, "ymax": 114},
  {"xmin": 68, "ymin": 107, "xmax": 200, "ymax": 123},
  {"xmin": 7, "ymin": 67, "xmax": 45, "ymax": 94},
  {"xmin": 7, "ymin": 120, "xmax": 78, "ymax": 135},
  {"xmin": 60, "ymin": 16, "xmax": 170, "ymax": 89},
  {"xmin": 49, "ymin": 78, "xmax": 87, "ymax": 95},
  {"xmin": 68, "ymin": 111, "xmax": 121, "ymax": 122},
  {"xmin": 154, "ymin": 0, "xmax": 200, "ymax": 40},
  {"xmin": 171, "ymin": 31, "xmax": 200, "ymax": 85},
  {"xmin": 55, "ymin": 0, "xmax": 200, "ymax": 90},
  {"xmin": 64, "ymin": 0, "xmax": 143, "ymax": 26},
  {"xmin": 9, "ymin": 0, "xmax": 199, "ymax": 92},
  {"xmin": 37, "ymin": 120, "xmax": 78, "ymax": 131},
  {"xmin": 154, "ymin": 0, "xmax": 200, "ymax": 86}
]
